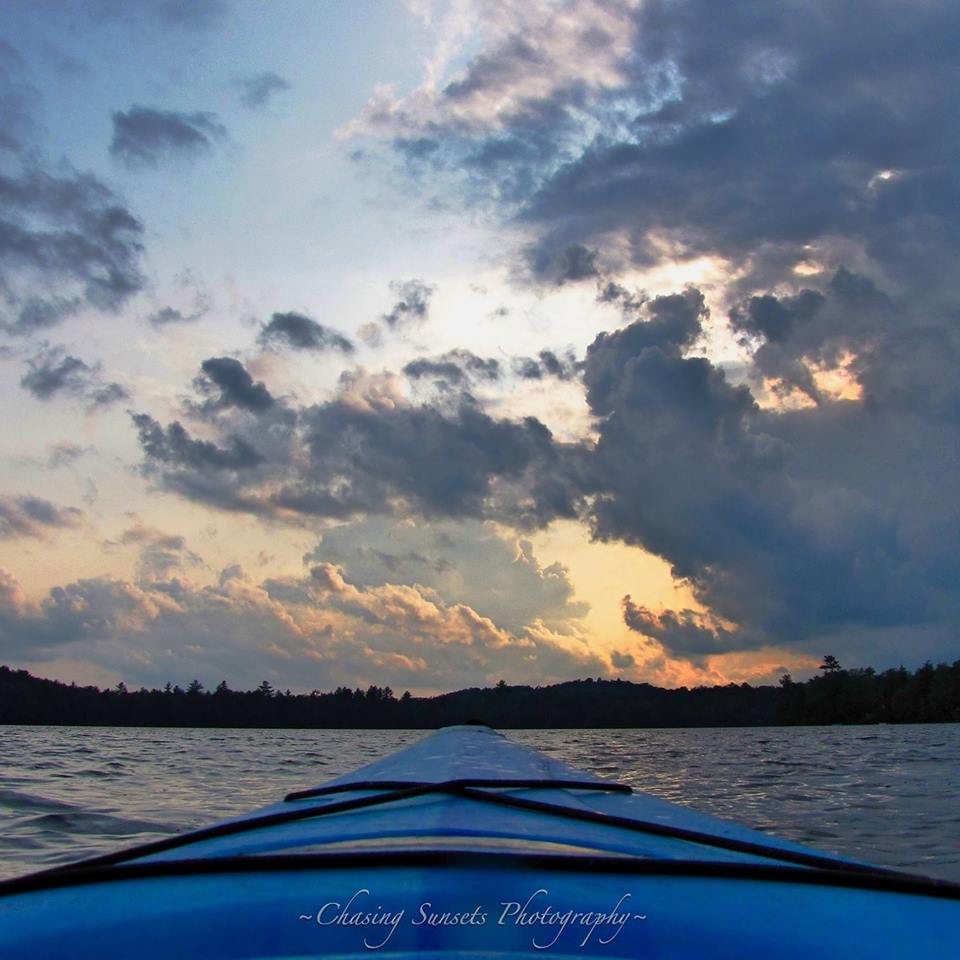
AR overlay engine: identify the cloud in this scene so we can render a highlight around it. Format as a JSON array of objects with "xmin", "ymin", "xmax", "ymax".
[
  {"xmin": 236, "ymin": 71, "xmax": 290, "ymax": 109},
  {"xmin": 133, "ymin": 365, "xmax": 582, "ymax": 527},
  {"xmin": 382, "ymin": 278, "xmax": 434, "ymax": 329},
  {"xmin": 583, "ymin": 288, "xmax": 707, "ymax": 411},
  {"xmin": 98, "ymin": 0, "xmax": 960, "ymax": 673},
  {"xmin": 572, "ymin": 284, "xmax": 960, "ymax": 667},
  {"xmin": 623, "ymin": 599, "xmax": 738, "ymax": 661},
  {"xmin": 0, "ymin": 562, "xmax": 606, "ymax": 692},
  {"xmin": 112, "ymin": 523, "xmax": 202, "ymax": 582},
  {"xmin": 132, "ymin": 413, "xmax": 265, "ymax": 473},
  {"xmin": 5, "ymin": 296, "xmax": 82, "ymax": 334},
  {"xmin": 0, "ymin": 158, "xmax": 145, "ymax": 329},
  {"xmin": 347, "ymin": 0, "xmax": 960, "ymax": 302},
  {"xmin": 145, "ymin": 269, "xmax": 212, "ymax": 327},
  {"xmin": 20, "ymin": 344, "xmax": 128, "ymax": 409},
  {"xmin": 403, "ymin": 349, "xmax": 501, "ymax": 388},
  {"xmin": 46, "ymin": 442, "xmax": 93, "ymax": 469},
  {"xmin": 512, "ymin": 349, "xmax": 579, "ymax": 381},
  {"xmin": 359, "ymin": 279, "xmax": 437, "ymax": 346},
  {"xmin": 0, "ymin": 496, "xmax": 83, "ymax": 540},
  {"xmin": 287, "ymin": 395, "xmax": 575, "ymax": 527},
  {"xmin": 147, "ymin": 305, "xmax": 205, "ymax": 326},
  {"xmin": 597, "ymin": 280, "xmax": 645, "ymax": 316},
  {"xmin": 258, "ymin": 311, "xmax": 354, "ymax": 353},
  {"xmin": 193, "ymin": 357, "xmax": 276, "ymax": 413},
  {"xmin": 110, "ymin": 106, "xmax": 227, "ymax": 167},
  {"xmin": 403, "ymin": 347, "xmax": 577, "ymax": 392},
  {"xmin": 128, "ymin": 272, "xmax": 960, "ymax": 671},
  {"xmin": 535, "ymin": 244, "xmax": 600, "ymax": 285},
  {"xmin": 306, "ymin": 516, "xmax": 589, "ymax": 635},
  {"xmin": 356, "ymin": 322, "xmax": 383, "ymax": 348},
  {"xmin": 610, "ymin": 649, "xmax": 635, "ymax": 670},
  {"xmin": 0, "ymin": 40, "xmax": 143, "ymax": 329},
  {"xmin": 344, "ymin": 0, "xmax": 638, "ymax": 192}
]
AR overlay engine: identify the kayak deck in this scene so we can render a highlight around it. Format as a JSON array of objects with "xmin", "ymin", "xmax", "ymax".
[{"xmin": 1, "ymin": 725, "xmax": 958, "ymax": 958}]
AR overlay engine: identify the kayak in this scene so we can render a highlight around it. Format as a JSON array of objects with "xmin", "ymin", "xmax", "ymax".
[{"xmin": 1, "ymin": 724, "xmax": 958, "ymax": 957}]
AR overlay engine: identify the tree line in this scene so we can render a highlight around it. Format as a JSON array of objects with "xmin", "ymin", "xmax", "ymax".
[{"xmin": 1, "ymin": 657, "xmax": 959, "ymax": 728}]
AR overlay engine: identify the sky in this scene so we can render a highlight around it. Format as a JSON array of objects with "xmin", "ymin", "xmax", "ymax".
[{"xmin": 1, "ymin": 0, "xmax": 958, "ymax": 695}]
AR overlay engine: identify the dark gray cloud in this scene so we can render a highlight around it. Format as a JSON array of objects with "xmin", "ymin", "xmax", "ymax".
[
  {"xmin": 729, "ymin": 290, "xmax": 826, "ymax": 347},
  {"xmin": 0, "ymin": 495, "xmax": 82, "ymax": 540},
  {"xmin": 133, "ymin": 375, "xmax": 582, "ymax": 527},
  {"xmin": 132, "ymin": 413, "xmax": 264, "ymax": 472},
  {"xmin": 571, "ymin": 286, "xmax": 960, "ymax": 665},
  {"xmin": 280, "ymin": 398, "xmax": 579, "ymax": 527},
  {"xmin": 110, "ymin": 106, "xmax": 227, "ymax": 167},
  {"xmin": 512, "ymin": 349, "xmax": 579, "ymax": 381},
  {"xmin": 534, "ymin": 243, "xmax": 599, "ymax": 285},
  {"xmin": 351, "ymin": 0, "xmax": 637, "ymax": 216},
  {"xmin": 404, "ymin": 348, "xmax": 577, "ymax": 388},
  {"xmin": 259, "ymin": 311, "xmax": 354, "ymax": 353},
  {"xmin": 147, "ymin": 305, "xmax": 204, "ymax": 326},
  {"xmin": 20, "ymin": 344, "xmax": 128, "ymax": 408},
  {"xmin": 21, "ymin": 352, "xmax": 93, "ymax": 398},
  {"xmin": 236, "ymin": 71, "xmax": 290, "ymax": 109},
  {"xmin": 359, "ymin": 279, "xmax": 437, "ymax": 346},
  {"xmin": 0, "ymin": 35, "xmax": 142, "ymax": 342},
  {"xmin": 597, "ymin": 280, "xmax": 645, "ymax": 316},
  {"xmin": 0, "ymin": 41, "xmax": 145, "ymax": 330},
  {"xmin": 523, "ymin": 2, "xmax": 960, "ymax": 293},
  {"xmin": 353, "ymin": 0, "xmax": 960, "ymax": 303},
  {"xmin": 404, "ymin": 349, "xmax": 501, "ymax": 387},
  {"xmin": 583, "ymin": 288, "xmax": 706, "ymax": 414},
  {"xmin": 623, "ymin": 600, "xmax": 736, "ymax": 660},
  {"xmin": 725, "ymin": 270, "xmax": 941, "ymax": 413},
  {"xmin": 610, "ymin": 649, "xmax": 636, "ymax": 670},
  {"xmin": 0, "ymin": 161, "xmax": 145, "ymax": 329},
  {"xmin": 403, "ymin": 357, "xmax": 467, "ymax": 386},
  {"xmin": 193, "ymin": 357, "xmax": 275, "ymax": 413},
  {"xmin": 382, "ymin": 278, "xmax": 434, "ymax": 329},
  {"xmin": 7, "ymin": 296, "xmax": 82, "ymax": 333}
]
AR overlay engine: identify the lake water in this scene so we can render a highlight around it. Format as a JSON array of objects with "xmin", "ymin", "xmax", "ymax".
[{"xmin": 1, "ymin": 724, "xmax": 958, "ymax": 882}]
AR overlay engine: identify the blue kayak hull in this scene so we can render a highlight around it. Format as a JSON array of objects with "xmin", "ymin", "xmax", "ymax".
[
  {"xmin": 4, "ymin": 859, "xmax": 959, "ymax": 958},
  {"xmin": 2, "ymin": 725, "xmax": 958, "ymax": 957}
]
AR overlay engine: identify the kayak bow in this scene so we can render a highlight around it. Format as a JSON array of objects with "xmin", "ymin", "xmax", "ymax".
[{"xmin": 1, "ymin": 724, "xmax": 958, "ymax": 957}]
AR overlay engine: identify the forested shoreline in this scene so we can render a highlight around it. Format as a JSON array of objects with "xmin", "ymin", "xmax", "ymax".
[{"xmin": 2, "ymin": 659, "xmax": 959, "ymax": 728}]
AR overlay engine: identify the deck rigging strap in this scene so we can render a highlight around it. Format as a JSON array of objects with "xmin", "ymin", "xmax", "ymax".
[{"xmin": 284, "ymin": 777, "xmax": 634, "ymax": 802}]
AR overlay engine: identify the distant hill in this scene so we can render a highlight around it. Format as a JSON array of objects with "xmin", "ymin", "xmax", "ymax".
[{"xmin": 1, "ymin": 661, "xmax": 959, "ymax": 728}]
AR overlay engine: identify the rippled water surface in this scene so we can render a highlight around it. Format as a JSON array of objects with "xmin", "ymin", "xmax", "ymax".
[{"xmin": 1, "ymin": 724, "xmax": 958, "ymax": 881}]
